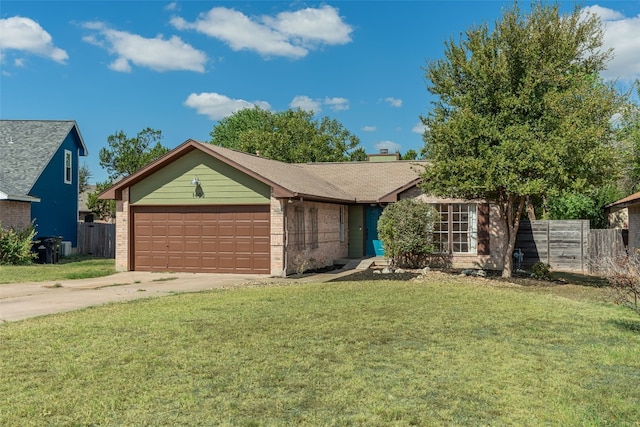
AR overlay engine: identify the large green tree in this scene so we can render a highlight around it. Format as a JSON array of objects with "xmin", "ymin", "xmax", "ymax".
[
  {"xmin": 99, "ymin": 128, "xmax": 169, "ymax": 181},
  {"xmin": 420, "ymin": 1, "xmax": 623, "ymax": 277},
  {"xmin": 210, "ymin": 107, "xmax": 362, "ymax": 163},
  {"xmin": 616, "ymin": 82, "xmax": 640, "ymax": 193}
]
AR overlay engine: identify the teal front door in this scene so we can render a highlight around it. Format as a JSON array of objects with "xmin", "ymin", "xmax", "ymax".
[{"xmin": 365, "ymin": 206, "xmax": 385, "ymax": 256}]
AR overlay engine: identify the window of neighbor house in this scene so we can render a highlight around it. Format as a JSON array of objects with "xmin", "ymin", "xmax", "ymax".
[
  {"xmin": 295, "ymin": 207, "xmax": 305, "ymax": 248},
  {"xmin": 433, "ymin": 203, "xmax": 478, "ymax": 254},
  {"xmin": 64, "ymin": 150, "xmax": 72, "ymax": 184},
  {"xmin": 310, "ymin": 207, "xmax": 318, "ymax": 248}
]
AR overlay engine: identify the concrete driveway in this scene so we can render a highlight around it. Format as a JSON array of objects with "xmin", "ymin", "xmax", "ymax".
[{"xmin": 0, "ymin": 268, "xmax": 359, "ymax": 323}]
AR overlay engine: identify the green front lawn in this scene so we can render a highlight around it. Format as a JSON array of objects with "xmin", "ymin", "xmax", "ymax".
[
  {"xmin": 1, "ymin": 277, "xmax": 639, "ymax": 426},
  {"xmin": 0, "ymin": 256, "xmax": 115, "ymax": 284}
]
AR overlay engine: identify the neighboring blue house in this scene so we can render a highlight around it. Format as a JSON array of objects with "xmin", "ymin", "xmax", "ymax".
[{"xmin": 0, "ymin": 120, "xmax": 88, "ymax": 247}]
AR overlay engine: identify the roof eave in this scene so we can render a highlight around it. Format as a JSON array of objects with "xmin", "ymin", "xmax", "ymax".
[
  {"xmin": 98, "ymin": 140, "xmax": 297, "ymax": 200},
  {"xmin": 0, "ymin": 191, "xmax": 41, "ymax": 202}
]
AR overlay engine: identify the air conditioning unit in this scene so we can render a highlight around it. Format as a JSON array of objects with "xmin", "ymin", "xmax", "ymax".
[{"xmin": 60, "ymin": 241, "xmax": 72, "ymax": 256}]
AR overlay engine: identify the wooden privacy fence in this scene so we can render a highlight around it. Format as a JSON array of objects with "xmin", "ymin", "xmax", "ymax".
[
  {"xmin": 77, "ymin": 222, "xmax": 115, "ymax": 258},
  {"xmin": 515, "ymin": 220, "xmax": 589, "ymax": 273},
  {"xmin": 515, "ymin": 221, "xmax": 628, "ymax": 273}
]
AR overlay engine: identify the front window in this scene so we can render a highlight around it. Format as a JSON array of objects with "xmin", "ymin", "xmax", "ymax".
[
  {"xmin": 434, "ymin": 204, "xmax": 477, "ymax": 254},
  {"xmin": 64, "ymin": 150, "xmax": 72, "ymax": 184}
]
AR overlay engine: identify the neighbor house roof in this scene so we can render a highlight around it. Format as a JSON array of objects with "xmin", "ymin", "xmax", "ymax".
[
  {"xmin": 100, "ymin": 139, "xmax": 427, "ymax": 203},
  {"xmin": 0, "ymin": 120, "xmax": 88, "ymax": 201},
  {"xmin": 606, "ymin": 191, "xmax": 640, "ymax": 210}
]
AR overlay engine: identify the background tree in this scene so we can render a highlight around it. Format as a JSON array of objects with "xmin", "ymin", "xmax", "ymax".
[
  {"xmin": 210, "ymin": 107, "xmax": 362, "ymax": 162},
  {"xmin": 401, "ymin": 149, "xmax": 420, "ymax": 160},
  {"xmin": 420, "ymin": 1, "xmax": 623, "ymax": 277},
  {"xmin": 78, "ymin": 162, "xmax": 92, "ymax": 193},
  {"xmin": 86, "ymin": 181, "xmax": 116, "ymax": 222},
  {"xmin": 349, "ymin": 147, "xmax": 368, "ymax": 161},
  {"xmin": 615, "ymin": 82, "xmax": 640, "ymax": 193},
  {"xmin": 99, "ymin": 128, "xmax": 169, "ymax": 181},
  {"xmin": 89, "ymin": 128, "xmax": 169, "ymax": 221}
]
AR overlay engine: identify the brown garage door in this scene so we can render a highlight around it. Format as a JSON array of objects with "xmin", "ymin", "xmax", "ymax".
[{"xmin": 131, "ymin": 205, "xmax": 270, "ymax": 273}]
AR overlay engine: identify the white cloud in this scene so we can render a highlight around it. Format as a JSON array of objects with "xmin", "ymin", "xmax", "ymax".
[
  {"xmin": 290, "ymin": 95, "xmax": 322, "ymax": 113},
  {"xmin": 582, "ymin": 5, "xmax": 624, "ymax": 21},
  {"xmin": 184, "ymin": 92, "xmax": 271, "ymax": 120},
  {"xmin": 324, "ymin": 97, "xmax": 349, "ymax": 111},
  {"xmin": 265, "ymin": 5, "xmax": 352, "ymax": 46},
  {"xmin": 582, "ymin": 5, "xmax": 640, "ymax": 81},
  {"xmin": 0, "ymin": 16, "xmax": 68, "ymax": 63},
  {"xmin": 82, "ymin": 21, "xmax": 206, "ymax": 72},
  {"xmin": 384, "ymin": 97, "xmax": 402, "ymax": 108},
  {"xmin": 362, "ymin": 125, "xmax": 376, "ymax": 132},
  {"xmin": 171, "ymin": 5, "xmax": 352, "ymax": 59},
  {"xmin": 412, "ymin": 121, "xmax": 428, "ymax": 134},
  {"xmin": 165, "ymin": 2, "xmax": 179, "ymax": 12},
  {"xmin": 374, "ymin": 140, "xmax": 401, "ymax": 153}
]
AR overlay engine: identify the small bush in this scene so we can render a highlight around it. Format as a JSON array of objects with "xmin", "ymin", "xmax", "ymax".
[
  {"xmin": 0, "ymin": 222, "xmax": 37, "ymax": 265},
  {"xmin": 377, "ymin": 199, "xmax": 438, "ymax": 268},
  {"xmin": 591, "ymin": 251, "xmax": 640, "ymax": 316},
  {"xmin": 531, "ymin": 262, "xmax": 552, "ymax": 280}
]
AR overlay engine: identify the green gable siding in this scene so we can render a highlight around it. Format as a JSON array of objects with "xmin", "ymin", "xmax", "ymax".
[
  {"xmin": 130, "ymin": 150, "xmax": 270, "ymax": 205},
  {"xmin": 348, "ymin": 205, "xmax": 364, "ymax": 258}
]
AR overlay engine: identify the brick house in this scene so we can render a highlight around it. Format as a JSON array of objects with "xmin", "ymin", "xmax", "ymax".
[
  {"xmin": 100, "ymin": 140, "xmax": 506, "ymax": 276},
  {"xmin": 607, "ymin": 191, "xmax": 640, "ymax": 254}
]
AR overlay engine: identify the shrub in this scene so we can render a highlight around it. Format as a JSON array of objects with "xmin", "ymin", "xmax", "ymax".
[
  {"xmin": 377, "ymin": 199, "xmax": 438, "ymax": 268},
  {"xmin": 0, "ymin": 222, "xmax": 37, "ymax": 265},
  {"xmin": 531, "ymin": 262, "xmax": 552, "ymax": 280},
  {"xmin": 595, "ymin": 251, "xmax": 640, "ymax": 316}
]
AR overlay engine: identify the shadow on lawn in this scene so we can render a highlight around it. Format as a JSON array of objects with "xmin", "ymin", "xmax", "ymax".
[{"xmin": 610, "ymin": 319, "xmax": 640, "ymax": 333}]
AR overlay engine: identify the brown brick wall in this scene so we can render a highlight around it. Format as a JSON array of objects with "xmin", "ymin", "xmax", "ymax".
[
  {"xmin": 283, "ymin": 200, "xmax": 348, "ymax": 275},
  {"xmin": 0, "ymin": 201, "xmax": 32, "ymax": 230}
]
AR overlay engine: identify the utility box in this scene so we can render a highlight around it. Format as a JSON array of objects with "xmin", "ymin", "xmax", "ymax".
[{"xmin": 60, "ymin": 241, "xmax": 72, "ymax": 256}]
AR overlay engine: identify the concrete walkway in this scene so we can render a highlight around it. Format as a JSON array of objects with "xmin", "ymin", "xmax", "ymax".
[{"xmin": 0, "ymin": 268, "xmax": 360, "ymax": 323}]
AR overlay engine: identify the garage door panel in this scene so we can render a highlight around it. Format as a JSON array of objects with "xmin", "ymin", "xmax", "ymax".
[{"xmin": 133, "ymin": 205, "xmax": 270, "ymax": 273}]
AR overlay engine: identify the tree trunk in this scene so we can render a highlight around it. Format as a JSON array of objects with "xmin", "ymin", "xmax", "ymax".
[
  {"xmin": 525, "ymin": 196, "xmax": 536, "ymax": 220},
  {"xmin": 502, "ymin": 195, "xmax": 526, "ymax": 278}
]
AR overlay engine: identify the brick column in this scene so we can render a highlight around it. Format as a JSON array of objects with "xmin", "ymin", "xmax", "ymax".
[
  {"xmin": 270, "ymin": 195, "xmax": 285, "ymax": 276},
  {"xmin": 115, "ymin": 188, "xmax": 129, "ymax": 271}
]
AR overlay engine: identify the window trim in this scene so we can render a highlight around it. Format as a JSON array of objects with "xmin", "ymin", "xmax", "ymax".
[
  {"xmin": 433, "ymin": 203, "xmax": 478, "ymax": 254},
  {"xmin": 64, "ymin": 149, "xmax": 72, "ymax": 185}
]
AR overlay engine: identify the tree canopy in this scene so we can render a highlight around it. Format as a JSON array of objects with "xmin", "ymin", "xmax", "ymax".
[
  {"xmin": 420, "ymin": 1, "xmax": 623, "ymax": 277},
  {"xmin": 99, "ymin": 127, "xmax": 169, "ymax": 181},
  {"xmin": 209, "ymin": 107, "xmax": 362, "ymax": 163}
]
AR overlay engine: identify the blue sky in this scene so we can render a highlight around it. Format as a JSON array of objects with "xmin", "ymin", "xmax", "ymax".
[{"xmin": 2, "ymin": 1, "xmax": 639, "ymax": 184}]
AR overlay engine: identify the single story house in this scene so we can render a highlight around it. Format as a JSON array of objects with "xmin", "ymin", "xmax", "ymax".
[
  {"xmin": 0, "ymin": 120, "xmax": 88, "ymax": 248},
  {"xmin": 100, "ymin": 140, "xmax": 507, "ymax": 276},
  {"xmin": 607, "ymin": 191, "xmax": 640, "ymax": 254}
]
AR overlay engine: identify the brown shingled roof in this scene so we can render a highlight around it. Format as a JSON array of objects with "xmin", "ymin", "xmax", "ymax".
[
  {"xmin": 607, "ymin": 191, "xmax": 640, "ymax": 210},
  {"xmin": 100, "ymin": 139, "xmax": 427, "ymax": 203}
]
